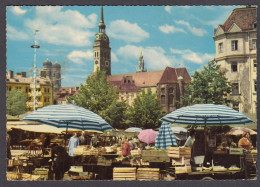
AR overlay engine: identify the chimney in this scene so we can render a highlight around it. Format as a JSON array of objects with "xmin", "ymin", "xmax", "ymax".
[
  {"xmin": 40, "ymin": 71, "xmax": 47, "ymax": 78},
  {"xmin": 8, "ymin": 70, "xmax": 14, "ymax": 79},
  {"xmin": 21, "ymin": 72, "xmax": 27, "ymax": 77}
]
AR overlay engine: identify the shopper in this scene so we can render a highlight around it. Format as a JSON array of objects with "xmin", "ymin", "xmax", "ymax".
[
  {"xmin": 184, "ymin": 129, "xmax": 196, "ymax": 148},
  {"xmin": 51, "ymin": 144, "xmax": 72, "ymax": 180},
  {"xmin": 79, "ymin": 131, "xmax": 87, "ymax": 145},
  {"xmin": 122, "ymin": 139, "xmax": 131, "ymax": 157},
  {"xmin": 238, "ymin": 132, "xmax": 253, "ymax": 150},
  {"xmin": 68, "ymin": 133, "xmax": 79, "ymax": 156}
]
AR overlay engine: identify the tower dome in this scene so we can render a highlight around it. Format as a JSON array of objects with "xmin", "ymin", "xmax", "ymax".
[
  {"xmin": 53, "ymin": 61, "xmax": 61, "ymax": 68},
  {"xmin": 43, "ymin": 59, "xmax": 52, "ymax": 67}
]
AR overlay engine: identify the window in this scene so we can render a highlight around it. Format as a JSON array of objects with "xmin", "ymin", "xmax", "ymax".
[
  {"xmin": 231, "ymin": 40, "xmax": 238, "ymax": 51},
  {"xmin": 231, "ymin": 62, "xmax": 238, "ymax": 72},
  {"xmin": 253, "ymin": 23, "xmax": 257, "ymax": 29},
  {"xmin": 254, "ymin": 80, "xmax": 257, "ymax": 92},
  {"xmin": 253, "ymin": 60, "xmax": 257, "ymax": 71},
  {"xmin": 252, "ymin": 39, "xmax": 257, "ymax": 50},
  {"xmin": 232, "ymin": 102, "xmax": 239, "ymax": 111},
  {"xmin": 161, "ymin": 88, "xmax": 165, "ymax": 94},
  {"xmin": 218, "ymin": 42, "xmax": 223, "ymax": 53},
  {"xmin": 44, "ymin": 88, "xmax": 47, "ymax": 93},
  {"xmin": 161, "ymin": 95, "xmax": 166, "ymax": 105},
  {"xmin": 168, "ymin": 88, "xmax": 173, "ymax": 93},
  {"xmin": 169, "ymin": 94, "xmax": 174, "ymax": 105},
  {"xmin": 232, "ymin": 83, "xmax": 239, "ymax": 95},
  {"xmin": 26, "ymin": 87, "xmax": 29, "ymax": 93}
]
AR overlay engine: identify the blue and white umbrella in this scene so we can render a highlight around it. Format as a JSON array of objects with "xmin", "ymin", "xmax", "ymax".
[
  {"xmin": 23, "ymin": 104, "xmax": 114, "ymax": 132},
  {"xmin": 155, "ymin": 122, "xmax": 178, "ymax": 149},
  {"xmin": 125, "ymin": 127, "xmax": 142, "ymax": 133},
  {"xmin": 161, "ymin": 104, "xmax": 254, "ymax": 125}
]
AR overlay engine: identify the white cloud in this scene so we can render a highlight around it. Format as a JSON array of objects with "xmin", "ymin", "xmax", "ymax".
[
  {"xmin": 170, "ymin": 48, "xmax": 214, "ymax": 64},
  {"xmin": 174, "ymin": 20, "xmax": 207, "ymax": 37},
  {"xmin": 6, "ymin": 24, "xmax": 30, "ymax": 40},
  {"xmin": 111, "ymin": 52, "xmax": 119, "ymax": 63},
  {"xmin": 22, "ymin": 6, "xmax": 97, "ymax": 46},
  {"xmin": 11, "ymin": 6, "xmax": 27, "ymax": 16},
  {"xmin": 117, "ymin": 45, "xmax": 177, "ymax": 70},
  {"xmin": 159, "ymin": 24, "xmax": 186, "ymax": 34},
  {"xmin": 165, "ymin": 6, "xmax": 172, "ymax": 13},
  {"xmin": 107, "ymin": 20, "xmax": 149, "ymax": 43},
  {"xmin": 67, "ymin": 50, "xmax": 93, "ymax": 65}
]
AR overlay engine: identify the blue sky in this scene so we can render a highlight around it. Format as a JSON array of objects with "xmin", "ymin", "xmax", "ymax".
[{"xmin": 6, "ymin": 5, "xmax": 240, "ymax": 87}]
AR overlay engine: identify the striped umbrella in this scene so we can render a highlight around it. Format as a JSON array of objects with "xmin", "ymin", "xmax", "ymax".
[
  {"xmin": 23, "ymin": 104, "xmax": 113, "ymax": 132},
  {"xmin": 161, "ymin": 104, "xmax": 254, "ymax": 125},
  {"xmin": 125, "ymin": 127, "xmax": 142, "ymax": 133},
  {"xmin": 155, "ymin": 122, "xmax": 178, "ymax": 149}
]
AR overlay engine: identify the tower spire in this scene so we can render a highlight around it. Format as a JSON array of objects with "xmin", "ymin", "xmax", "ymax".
[
  {"xmin": 136, "ymin": 47, "xmax": 147, "ymax": 73},
  {"xmin": 99, "ymin": 6, "xmax": 106, "ymax": 33}
]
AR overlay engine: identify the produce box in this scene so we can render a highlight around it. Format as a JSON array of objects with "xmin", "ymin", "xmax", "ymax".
[
  {"xmin": 168, "ymin": 147, "xmax": 191, "ymax": 158},
  {"xmin": 175, "ymin": 165, "xmax": 192, "ymax": 174},
  {"xmin": 141, "ymin": 150, "xmax": 170, "ymax": 162},
  {"xmin": 7, "ymin": 172, "xmax": 22, "ymax": 180},
  {"xmin": 172, "ymin": 157, "xmax": 190, "ymax": 166},
  {"xmin": 113, "ymin": 167, "xmax": 136, "ymax": 180},
  {"xmin": 136, "ymin": 168, "xmax": 159, "ymax": 180},
  {"xmin": 97, "ymin": 157, "xmax": 112, "ymax": 166},
  {"xmin": 213, "ymin": 150, "xmax": 228, "ymax": 155},
  {"xmin": 32, "ymin": 168, "xmax": 49, "ymax": 180},
  {"xmin": 131, "ymin": 149, "xmax": 141, "ymax": 156},
  {"xmin": 229, "ymin": 148, "xmax": 243, "ymax": 155}
]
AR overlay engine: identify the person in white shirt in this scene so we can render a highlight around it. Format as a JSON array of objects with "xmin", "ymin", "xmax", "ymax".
[{"xmin": 184, "ymin": 129, "xmax": 196, "ymax": 148}]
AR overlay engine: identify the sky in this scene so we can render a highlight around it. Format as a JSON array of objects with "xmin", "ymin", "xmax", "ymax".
[{"xmin": 6, "ymin": 5, "xmax": 240, "ymax": 87}]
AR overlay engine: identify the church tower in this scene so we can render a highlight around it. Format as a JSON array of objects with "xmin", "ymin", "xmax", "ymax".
[
  {"xmin": 136, "ymin": 48, "xmax": 147, "ymax": 73},
  {"xmin": 93, "ymin": 6, "xmax": 111, "ymax": 75}
]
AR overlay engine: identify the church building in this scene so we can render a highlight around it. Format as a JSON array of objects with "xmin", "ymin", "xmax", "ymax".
[{"xmin": 93, "ymin": 7, "xmax": 191, "ymax": 113}]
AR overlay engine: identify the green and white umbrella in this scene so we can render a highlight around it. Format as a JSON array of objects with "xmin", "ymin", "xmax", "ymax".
[{"xmin": 23, "ymin": 104, "xmax": 114, "ymax": 132}]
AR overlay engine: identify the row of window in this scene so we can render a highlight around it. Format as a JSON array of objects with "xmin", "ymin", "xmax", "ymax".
[
  {"xmin": 161, "ymin": 95, "xmax": 174, "ymax": 105},
  {"xmin": 6, "ymin": 86, "xmax": 51, "ymax": 93},
  {"xmin": 161, "ymin": 87, "xmax": 174, "ymax": 94},
  {"xmin": 218, "ymin": 39, "xmax": 257, "ymax": 53},
  {"xmin": 231, "ymin": 60, "xmax": 257, "ymax": 72},
  {"xmin": 94, "ymin": 51, "xmax": 110, "ymax": 58}
]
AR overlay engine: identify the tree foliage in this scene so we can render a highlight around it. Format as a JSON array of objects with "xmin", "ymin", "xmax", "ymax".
[
  {"xmin": 129, "ymin": 88, "xmax": 162, "ymax": 129},
  {"xmin": 182, "ymin": 60, "xmax": 232, "ymax": 106},
  {"xmin": 6, "ymin": 89, "xmax": 27, "ymax": 116},
  {"xmin": 68, "ymin": 70, "xmax": 127, "ymax": 127}
]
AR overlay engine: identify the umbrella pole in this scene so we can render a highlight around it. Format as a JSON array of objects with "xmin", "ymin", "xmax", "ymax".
[{"xmin": 204, "ymin": 125, "xmax": 208, "ymax": 155}]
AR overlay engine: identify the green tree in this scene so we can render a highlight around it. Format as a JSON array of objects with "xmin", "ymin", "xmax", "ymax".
[
  {"xmin": 68, "ymin": 70, "xmax": 127, "ymax": 127},
  {"xmin": 182, "ymin": 60, "xmax": 232, "ymax": 106},
  {"xmin": 129, "ymin": 88, "xmax": 162, "ymax": 129},
  {"xmin": 100, "ymin": 101, "xmax": 128, "ymax": 129},
  {"xmin": 6, "ymin": 89, "xmax": 27, "ymax": 116}
]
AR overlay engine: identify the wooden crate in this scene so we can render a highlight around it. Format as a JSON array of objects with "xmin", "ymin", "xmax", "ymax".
[
  {"xmin": 245, "ymin": 153, "xmax": 257, "ymax": 163},
  {"xmin": 137, "ymin": 168, "xmax": 159, "ymax": 180},
  {"xmin": 113, "ymin": 167, "xmax": 136, "ymax": 181},
  {"xmin": 168, "ymin": 147, "xmax": 191, "ymax": 158},
  {"xmin": 229, "ymin": 148, "xmax": 243, "ymax": 155},
  {"xmin": 97, "ymin": 157, "xmax": 112, "ymax": 166},
  {"xmin": 141, "ymin": 150, "xmax": 170, "ymax": 162},
  {"xmin": 172, "ymin": 157, "xmax": 190, "ymax": 166},
  {"xmin": 7, "ymin": 172, "xmax": 22, "ymax": 180},
  {"xmin": 175, "ymin": 165, "xmax": 192, "ymax": 174}
]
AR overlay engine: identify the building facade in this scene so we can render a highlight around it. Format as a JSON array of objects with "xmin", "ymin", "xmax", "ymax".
[
  {"xmin": 213, "ymin": 6, "xmax": 257, "ymax": 113},
  {"xmin": 54, "ymin": 87, "xmax": 80, "ymax": 104},
  {"xmin": 6, "ymin": 70, "xmax": 53, "ymax": 111}
]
